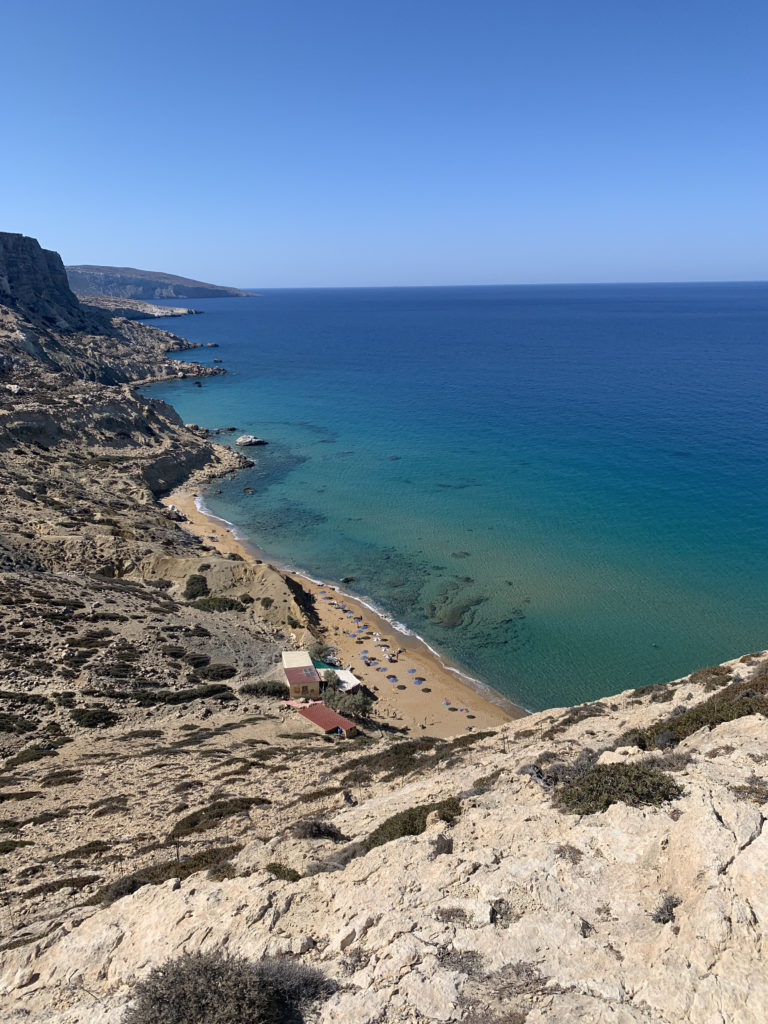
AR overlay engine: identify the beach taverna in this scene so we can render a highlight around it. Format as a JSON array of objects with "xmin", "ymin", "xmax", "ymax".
[
  {"xmin": 297, "ymin": 704, "xmax": 358, "ymax": 738},
  {"xmin": 281, "ymin": 651, "xmax": 321, "ymax": 698}
]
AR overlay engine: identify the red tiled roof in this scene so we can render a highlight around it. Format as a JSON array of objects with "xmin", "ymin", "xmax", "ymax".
[
  {"xmin": 297, "ymin": 705, "xmax": 357, "ymax": 732},
  {"xmin": 284, "ymin": 665, "xmax": 320, "ymax": 685}
]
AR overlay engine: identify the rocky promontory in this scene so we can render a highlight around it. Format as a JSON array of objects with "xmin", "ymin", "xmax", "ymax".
[
  {"xmin": 65, "ymin": 264, "xmax": 250, "ymax": 300},
  {"xmin": 77, "ymin": 295, "xmax": 203, "ymax": 320}
]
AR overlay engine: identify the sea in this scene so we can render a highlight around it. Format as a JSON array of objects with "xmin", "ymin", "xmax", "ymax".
[{"xmin": 142, "ymin": 283, "xmax": 768, "ymax": 713}]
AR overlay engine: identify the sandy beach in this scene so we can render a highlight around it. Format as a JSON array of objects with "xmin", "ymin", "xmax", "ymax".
[{"xmin": 163, "ymin": 479, "xmax": 524, "ymax": 738}]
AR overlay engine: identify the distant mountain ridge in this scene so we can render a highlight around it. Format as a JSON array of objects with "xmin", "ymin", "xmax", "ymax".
[{"xmin": 65, "ymin": 264, "xmax": 250, "ymax": 299}]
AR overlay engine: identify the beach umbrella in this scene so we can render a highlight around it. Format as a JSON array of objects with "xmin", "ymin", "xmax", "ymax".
[
  {"xmin": 407, "ymin": 668, "xmax": 416, "ymax": 674},
  {"xmin": 387, "ymin": 674, "xmax": 397, "ymax": 681},
  {"xmin": 422, "ymin": 687, "xmax": 431, "ymax": 693},
  {"xmin": 397, "ymin": 684, "xmax": 407, "ymax": 690},
  {"xmin": 415, "ymin": 676, "xmax": 425, "ymax": 682},
  {"xmin": 377, "ymin": 667, "xmax": 387, "ymax": 672},
  {"xmin": 353, "ymin": 616, "xmax": 362, "ymax": 622},
  {"xmin": 413, "ymin": 680, "xmax": 422, "ymax": 686}
]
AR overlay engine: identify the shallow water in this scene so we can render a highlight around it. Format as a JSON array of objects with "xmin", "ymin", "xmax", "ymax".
[{"xmin": 143, "ymin": 283, "xmax": 768, "ymax": 711}]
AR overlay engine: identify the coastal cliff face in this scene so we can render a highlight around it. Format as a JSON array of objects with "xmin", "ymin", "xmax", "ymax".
[
  {"xmin": 0, "ymin": 233, "xmax": 765, "ymax": 1024},
  {"xmin": 0, "ymin": 233, "xmax": 92, "ymax": 331},
  {"xmin": 65, "ymin": 264, "xmax": 250, "ymax": 300}
]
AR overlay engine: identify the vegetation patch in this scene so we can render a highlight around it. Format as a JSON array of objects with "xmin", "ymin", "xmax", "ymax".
[
  {"xmin": 122, "ymin": 951, "xmax": 329, "ymax": 1024},
  {"xmin": 652, "ymin": 894, "xmax": 682, "ymax": 924},
  {"xmin": 473, "ymin": 769, "xmax": 503, "ymax": 792},
  {"xmin": 265, "ymin": 861, "xmax": 302, "ymax": 882},
  {"xmin": 292, "ymin": 819, "xmax": 348, "ymax": 842},
  {"xmin": 169, "ymin": 796, "xmax": 270, "ymax": 839},
  {"xmin": 689, "ymin": 664, "xmax": 733, "ymax": 691},
  {"xmin": 0, "ymin": 712, "xmax": 37, "ymax": 735},
  {"xmin": 296, "ymin": 785, "xmax": 343, "ymax": 804},
  {"xmin": 5, "ymin": 746, "xmax": 58, "ymax": 768},
  {"xmin": 71, "ymin": 706, "xmax": 120, "ymax": 728},
  {"xmin": 554, "ymin": 763, "xmax": 683, "ymax": 815},
  {"xmin": 87, "ymin": 844, "xmax": 243, "ymax": 906},
  {"xmin": 26, "ymin": 875, "xmax": 100, "ymax": 898},
  {"xmin": 130, "ymin": 683, "xmax": 235, "ymax": 706},
  {"xmin": 53, "ymin": 839, "xmax": 111, "ymax": 862},
  {"xmin": 730, "ymin": 774, "xmax": 768, "ymax": 804},
  {"xmin": 239, "ymin": 680, "xmax": 286, "ymax": 697},
  {"xmin": 0, "ymin": 791, "xmax": 40, "ymax": 804},
  {"xmin": 196, "ymin": 662, "xmax": 237, "ymax": 681},
  {"xmin": 0, "ymin": 838, "xmax": 34, "ymax": 854},
  {"xmin": 183, "ymin": 574, "xmax": 209, "ymax": 600},
  {"xmin": 619, "ymin": 670, "xmax": 768, "ymax": 750},
  {"xmin": 364, "ymin": 796, "xmax": 461, "ymax": 852},
  {"xmin": 89, "ymin": 794, "xmax": 129, "ymax": 817},
  {"xmin": 41, "ymin": 769, "xmax": 83, "ymax": 788},
  {"xmin": 191, "ymin": 597, "xmax": 245, "ymax": 613},
  {"xmin": 0, "ymin": 690, "xmax": 51, "ymax": 707}
]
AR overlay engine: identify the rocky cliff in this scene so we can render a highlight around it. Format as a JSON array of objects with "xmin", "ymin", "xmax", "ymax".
[
  {"xmin": 0, "ymin": 233, "xmax": 219, "ymax": 384},
  {"xmin": 0, "ymin": 233, "xmax": 92, "ymax": 331},
  {"xmin": 65, "ymin": 264, "xmax": 250, "ymax": 299}
]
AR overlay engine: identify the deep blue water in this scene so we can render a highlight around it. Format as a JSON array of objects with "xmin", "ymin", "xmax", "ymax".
[{"xmin": 143, "ymin": 284, "xmax": 768, "ymax": 712}]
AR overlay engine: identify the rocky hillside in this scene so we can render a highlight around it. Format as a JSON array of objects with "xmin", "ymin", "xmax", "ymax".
[
  {"xmin": 65, "ymin": 265, "xmax": 250, "ymax": 300},
  {"xmin": 1, "ymin": 652, "xmax": 767, "ymax": 1024},
  {"xmin": 0, "ymin": 232, "xmax": 765, "ymax": 1024}
]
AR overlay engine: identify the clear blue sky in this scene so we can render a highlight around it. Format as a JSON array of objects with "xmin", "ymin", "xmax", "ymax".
[{"xmin": 4, "ymin": 0, "xmax": 766, "ymax": 287}]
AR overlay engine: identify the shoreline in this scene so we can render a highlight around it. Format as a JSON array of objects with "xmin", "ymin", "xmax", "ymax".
[{"xmin": 163, "ymin": 471, "xmax": 525, "ymax": 738}]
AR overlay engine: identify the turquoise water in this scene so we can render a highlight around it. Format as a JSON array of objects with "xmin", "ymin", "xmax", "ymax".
[{"xmin": 143, "ymin": 284, "xmax": 768, "ymax": 712}]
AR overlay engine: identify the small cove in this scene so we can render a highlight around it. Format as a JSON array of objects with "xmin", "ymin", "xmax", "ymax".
[{"xmin": 143, "ymin": 283, "xmax": 768, "ymax": 712}]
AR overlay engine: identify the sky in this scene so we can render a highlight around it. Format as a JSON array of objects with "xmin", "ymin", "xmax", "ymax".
[{"xmin": 4, "ymin": 0, "xmax": 767, "ymax": 287}]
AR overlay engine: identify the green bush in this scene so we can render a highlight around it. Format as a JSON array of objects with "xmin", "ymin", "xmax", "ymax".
[
  {"xmin": 323, "ymin": 687, "xmax": 372, "ymax": 720},
  {"xmin": 130, "ymin": 684, "xmax": 234, "ymax": 707},
  {"xmin": 260, "ymin": 597, "xmax": 274, "ymax": 609},
  {"xmin": 183, "ymin": 574, "xmax": 209, "ymax": 600},
  {"xmin": 265, "ymin": 861, "xmax": 302, "ymax": 882},
  {"xmin": 554, "ymin": 762, "xmax": 683, "ymax": 815},
  {"xmin": 619, "ymin": 672, "xmax": 768, "ymax": 751},
  {"xmin": 0, "ymin": 838, "xmax": 33, "ymax": 855},
  {"xmin": 191, "ymin": 597, "xmax": 245, "ymax": 613},
  {"xmin": 88, "ymin": 845, "xmax": 242, "ymax": 906},
  {"xmin": 292, "ymin": 819, "xmax": 347, "ymax": 842},
  {"xmin": 308, "ymin": 641, "xmax": 334, "ymax": 662},
  {"xmin": 364, "ymin": 796, "xmax": 461, "ymax": 852},
  {"xmin": 652, "ymin": 894, "xmax": 682, "ymax": 924},
  {"xmin": 688, "ymin": 664, "xmax": 732, "ymax": 690},
  {"xmin": 71, "ymin": 707, "xmax": 120, "ymax": 728},
  {"xmin": 239, "ymin": 593, "xmax": 254, "ymax": 604},
  {"xmin": 239, "ymin": 680, "xmax": 287, "ymax": 697},
  {"xmin": 0, "ymin": 712, "xmax": 37, "ymax": 735},
  {"xmin": 196, "ymin": 663, "xmax": 237, "ymax": 681},
  {"xmin": 122, "ymin": 951, "xmax": 329, "ymax": 1024},
  {"xmin": 5, "ymin": 746, "xmax": 58, "ymax": 768},
  {"xmin": 169, "ymin": 796, "xmax": 271, "ymax": 839}
]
